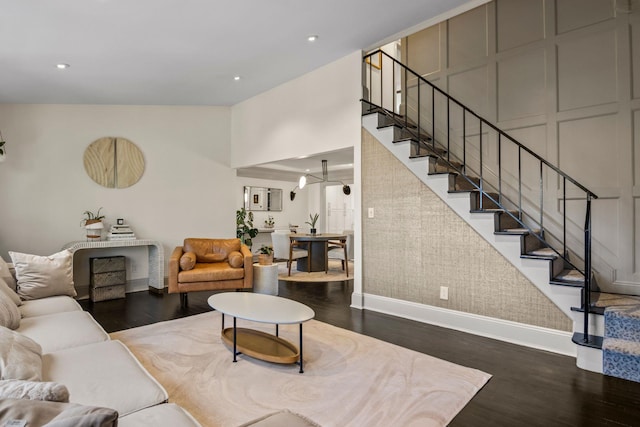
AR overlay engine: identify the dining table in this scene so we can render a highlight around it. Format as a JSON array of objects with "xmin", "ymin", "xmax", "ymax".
[{"xmin": 289, "ymin": 233, "xmax": 347, "ymax": 272}]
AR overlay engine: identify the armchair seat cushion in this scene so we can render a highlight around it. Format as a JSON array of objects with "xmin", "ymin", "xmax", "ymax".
[{"xmin": 178, "ymin": 262, "xmax": 245, "ymax": 283}]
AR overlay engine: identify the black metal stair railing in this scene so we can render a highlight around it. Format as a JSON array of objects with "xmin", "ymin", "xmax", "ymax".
[{"xmin": 363, "ymin": 49, "xmax": 599, "ymax": 345}]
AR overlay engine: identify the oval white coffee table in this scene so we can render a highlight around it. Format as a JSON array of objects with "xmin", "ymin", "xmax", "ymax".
[{"xmin": 207, "ymin": 292, "xmax": 315, "ymax": 373}]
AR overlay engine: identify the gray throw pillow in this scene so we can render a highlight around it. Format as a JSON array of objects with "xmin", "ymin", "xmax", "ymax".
[
  {"xmin": 0, "ymin": 326, "xmax": 42, "ymax": 381},
  {"xmin": 0, "ymin": 257, "xmax": 16, "ymax": 292},
  {"xmin": 0, "ymin": 288, "xmax": 20, "ymax": 330}
]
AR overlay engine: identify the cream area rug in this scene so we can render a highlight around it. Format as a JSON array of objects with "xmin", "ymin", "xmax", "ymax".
[
  {"xmin": 277, "ymin": 260, "xmax": 354, "ymax": 282},
  {"xmin": 111, "ymin": 312, "xmax": 490, "ymax": 427}
]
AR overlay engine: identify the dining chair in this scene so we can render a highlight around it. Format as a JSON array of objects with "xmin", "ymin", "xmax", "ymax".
[
  {"xmin": 327, "ymin": 231, "xmax": 353, "ymax": 277},
  {"xmin": 270, "ymin": 231, "xmax": 308, "ymax": 276}
]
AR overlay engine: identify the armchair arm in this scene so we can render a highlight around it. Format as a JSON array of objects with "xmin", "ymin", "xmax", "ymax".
[
  {"xmin": 240, "ymin": 244, "xmax": 253, "ymax": 288},
  {"xmin": 168, "ymin": 246, "xmax": 185, "ymax": 294}
]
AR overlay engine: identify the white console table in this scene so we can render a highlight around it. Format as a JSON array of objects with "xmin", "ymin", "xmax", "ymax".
[{"xmin": 61, "ymin": 239, "xmax": 164, "ymax": 291}]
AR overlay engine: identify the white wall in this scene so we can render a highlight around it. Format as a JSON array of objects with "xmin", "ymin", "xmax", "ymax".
[
  {"xmin": 0, "ymin": 104, "xmax": 234, "ymax": 289},
  {"xmin": 230, "ymin": 51, "xmax": 362, "ymax": 168}
]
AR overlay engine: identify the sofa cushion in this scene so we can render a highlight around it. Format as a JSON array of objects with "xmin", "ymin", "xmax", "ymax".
[
  {"xmin": 0, "ymin": 257, "xmax": 17, "ymax": 292},
  {"xmin": 0, "ymin": 285, "xmax": 20, "ymax": 329},
  {"xmin": 17, "ymin": 311, "xmax": 109, "ymax": 354},
  {"xmin": 20, "ymin": 295, "xmax": 82, "ymax": 318},
  {"xmin": 0, "ymin": 277, "xmax": 21, "ymax": 306},
  {"xmin": 237, "ymin": 409, "xmax": 321, "ymax": 427},
  {"xmin": 0, "ymin": 379, "xmax": 69, "ymax": 402},
  {"xmin": 42, "ymin": 340, "xmax": 168, "ymax": 417},
  {"xmin": 180, "ymin": 251, "xmax": 197, "ymax": 271},
  {"xmin": 0, "ymin": 326, "xmax": 42, "ymax": 381},
  {"xmin": 118, "ymin": 403, "xmax": 202, "ymax": 427},
  {"xmin": 9, "ymin": 250, "xmax": 76, "ymax": 300},
  {"xmin": 0, "ymin": 398, "xmax": 118, "ymax": 427},
  {"xmin": 184, "ymin": 238, "xmax": 241, "ymax": 263},
  {"xmin": 178, "ymin": 262, "xmax": 245, "ymax": 283},
  {"xmin": 228, "ymin": 250, "xmax": 244, "ymax": 268}
]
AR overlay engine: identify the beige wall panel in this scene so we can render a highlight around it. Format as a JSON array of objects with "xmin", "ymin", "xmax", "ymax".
[
  {"xmin": 448, "ymin": 66, "xmax": 490, "ymax": 117},
  {"xmin": 557, "ymin": 29, "xmax": 617, "ymax": 111},
  {"xmin": 635, "ymin": 110, "xmax": 640, "ymax": 186},
  {"xmin": 634, "ymin": 24, "xmax": 640, "ymax": 100},
  {"xmin": 558, "ymin": 114, "xmax": 619, "ymax": 190},
  {"xmin": 556, "ymin": 0, "xmax": 614, "ymax": 34},
  {"xmin": 496, "ymin": 0, "xmax": 544, "ymax": 52},
  {"xmin": 362, "ymin": 128, "xmax": 572, "ymax": 332},
  {"xmin": 636, "ymin": 199, "xmax": 640, "ymax": 276},
  {"xmin": 447, "ymin": 5, "xmax": 488, "ymax": 67},
  {"xmin": 566, "ymin": 197, "xmax": 618, "ymax": 255},
  {"xmin": 499, "ymin": 125, "xmax": 547, "ymax": 196},
  {"xmin": 406, "ymin": 24, "xmax": 441, "ymax": 76},
  {"xmin": 497, "ymin": 49, "xmax": 547, "ymax": 121}
]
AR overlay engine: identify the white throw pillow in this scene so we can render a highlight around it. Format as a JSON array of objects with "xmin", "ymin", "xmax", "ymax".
[
  {"xmin": 0, "ymin": 288, "xmax": 20, "ymax": 330},
  {"xmin": 0, "ymin": 326, "xmax": 42, "ymax": 381},
  {"xmin": 9, "ymin": 250, "xmax": 76, "ymax": 300},
  {"xmin": 0, "ymin": 379, "xmax": 69, "ymax": 402},
  {"xmin": 0, "ymin": 257, "xmax": 17, "ymax": 292},
  {"xmin": 0, "ymin": 277, "xmax": 22, "ymax": 306}
]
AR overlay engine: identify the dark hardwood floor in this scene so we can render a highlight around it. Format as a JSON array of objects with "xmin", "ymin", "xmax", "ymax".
[{"xmin": 80, "ymin": 281, "xmax": 640, "ymax": 427}]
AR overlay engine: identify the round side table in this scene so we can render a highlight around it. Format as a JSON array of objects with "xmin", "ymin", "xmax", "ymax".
[{"xmin": 253, "ymin": 263, "xmax": 279, "ymax": 295}]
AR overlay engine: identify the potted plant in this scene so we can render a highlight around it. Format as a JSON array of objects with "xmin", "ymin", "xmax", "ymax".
[
  {"xmin": 264, "ymin": 215, "xmax": 275, "ymax": 229},
  {"xmin": 258, "ymin": 245, "xmax": 274, "ymax": 265},
  {"xmin": 305, "ymin": 213, "xmax": 319, "ymax": 235},
  {"xmin": 81, "ymin": 208, "xmax": 105, "ymax": 240},
  {"xmin": 236, "ymin": 207, "xmax": 258, "ymax": 248}
]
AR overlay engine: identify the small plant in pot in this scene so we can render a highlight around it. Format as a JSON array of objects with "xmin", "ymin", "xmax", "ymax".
[
  {"xmin": 236, "ymin": 207, "xmax": 258, "ymax": 248},
  {"xmin": 81, "ymin": 208, "xmax": 105, "ymax": 240},
  {"xmin": 264, "ymin": 215, "xmax": 275, "ymax": 229},
  {"xmin": 305, "ymin": 213, "xmax": 319, "ymax": 235},
  {"xmin": 258, "ymin": 245, "xmax": 274, "ymax": 265}
]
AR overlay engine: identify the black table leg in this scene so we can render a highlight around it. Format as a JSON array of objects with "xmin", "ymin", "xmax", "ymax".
[
  {"xmin": 299, "ymin": 323, "xmax": 304, "ymax": 373},
  {"xmin": 233, "ymin": 316, "xmax": 237, "ymax": 363}
]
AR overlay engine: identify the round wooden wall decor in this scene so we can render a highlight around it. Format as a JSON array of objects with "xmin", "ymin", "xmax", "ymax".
[{"xmin": 83, "ymin": 137, "xmax": 145, "ymax": 188}]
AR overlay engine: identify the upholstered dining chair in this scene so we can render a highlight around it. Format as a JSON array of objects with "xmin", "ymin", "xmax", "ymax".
[
  {"xmin": 327, "ymin": 230, "xmax": 354, "ymax": 277},
  {"xmin": 270, "ymin": 231, "xmax": 309, "ymax": 276}
]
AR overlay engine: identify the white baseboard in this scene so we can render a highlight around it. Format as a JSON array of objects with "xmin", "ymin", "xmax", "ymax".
[{"xmin": 359, "ymin": 293, "xmax": 577, "ymax": 357}]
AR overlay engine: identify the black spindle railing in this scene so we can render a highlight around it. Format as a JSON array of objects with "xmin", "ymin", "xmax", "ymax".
[{"xmin": 363, "ymin": 49, "xmax": 599, "ymax": 345}]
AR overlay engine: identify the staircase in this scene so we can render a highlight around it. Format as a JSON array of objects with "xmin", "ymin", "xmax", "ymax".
[{"xmin": 362, "ymin": 49, "xmax": 640, "ymax": 378}]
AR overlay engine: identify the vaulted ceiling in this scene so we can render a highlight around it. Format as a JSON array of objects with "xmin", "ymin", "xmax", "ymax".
[{"xmin": 1, "ymin": 0, "xmax": 474, "ymax": 106}]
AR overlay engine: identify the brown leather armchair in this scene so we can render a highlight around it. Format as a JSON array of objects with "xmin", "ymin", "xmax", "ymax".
[{"xmin": 169, "ymin": 238, "xmax": 253, "ymax": 307}]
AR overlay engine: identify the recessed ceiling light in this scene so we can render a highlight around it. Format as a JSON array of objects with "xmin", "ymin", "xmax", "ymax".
[
  {"xmin": 56, "ymin": 63, "xmax": 70, "ymax": 69},
  {"xmin": 234, "ymin": 76, "xmax": 241, "ymax": 81},
  {"xmin": 305, "ymin": 169, "xmax": 310, "ymax": 172},
  {"xmin": 307, "ymin": 35, "xmax": 318, "ymax": 42}
]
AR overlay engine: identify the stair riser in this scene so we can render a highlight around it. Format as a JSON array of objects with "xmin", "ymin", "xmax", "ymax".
[
  {"xmin": 470, "ymin": 192, "xmax": 501, "ymax": 211},
  {"xmin": 495, "ymin": 211, "xmax": 520, "ymax": 231},
  {"xmin": 521, "ymin": 233, "xmax": 544, "ymax": 254},
  {"xmin": 449, "ymin": 174, "xmax": 479, "ymax": 192},
  {"xmin": 603, "ymin": 350, "xmax": 640, "ymax": 383},
  {"xmin": 605, "ymin": 314, "xmax": 640, "ymax": 341}
]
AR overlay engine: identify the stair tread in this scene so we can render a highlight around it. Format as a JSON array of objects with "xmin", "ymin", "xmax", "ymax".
[
  {"xmin": 572, "ymin": 332, "xmax": 603, "ymax": 349},
  {"xmin": 528, "ymin": 247, "xmax": 557, "ymax": 257},
  {"xmin": 555, "ymin": 268, "xmax": 584, "ymax": 282},
  {"xmin": 603, "ymin": 337, "xmax": 640, "ymax": 354},
  {"xmin": 571, "ymin": 305, "xmax": 605, "ymax": 315},
  {"xmin": 594, "ymin": 293, "xmax": 640, "ymax": 309}
]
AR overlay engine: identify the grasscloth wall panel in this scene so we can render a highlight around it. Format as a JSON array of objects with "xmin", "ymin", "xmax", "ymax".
[{"xmin": 362, "ymin": 128, "xmax": 572, "ymax": 332}]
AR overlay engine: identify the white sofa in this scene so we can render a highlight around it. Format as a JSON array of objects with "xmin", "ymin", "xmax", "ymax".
[{"xmin": 0, "ymin": 260, "xmax": 202, "ymax": 427}]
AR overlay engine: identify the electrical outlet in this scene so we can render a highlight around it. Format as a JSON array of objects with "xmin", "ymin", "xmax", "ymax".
[
  {"xmin": 368, "ymin": 207, "xmax": 374, "ymax": 218},
  {"xmin": 440, "ymin": 286, "xmax": 449, "ymax": 300}
]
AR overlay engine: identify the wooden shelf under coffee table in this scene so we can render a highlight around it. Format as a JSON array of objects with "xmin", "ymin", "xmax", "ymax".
[{"xmin": 208, "ymin": 292, "xmax": 315, "ymax": 373}]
